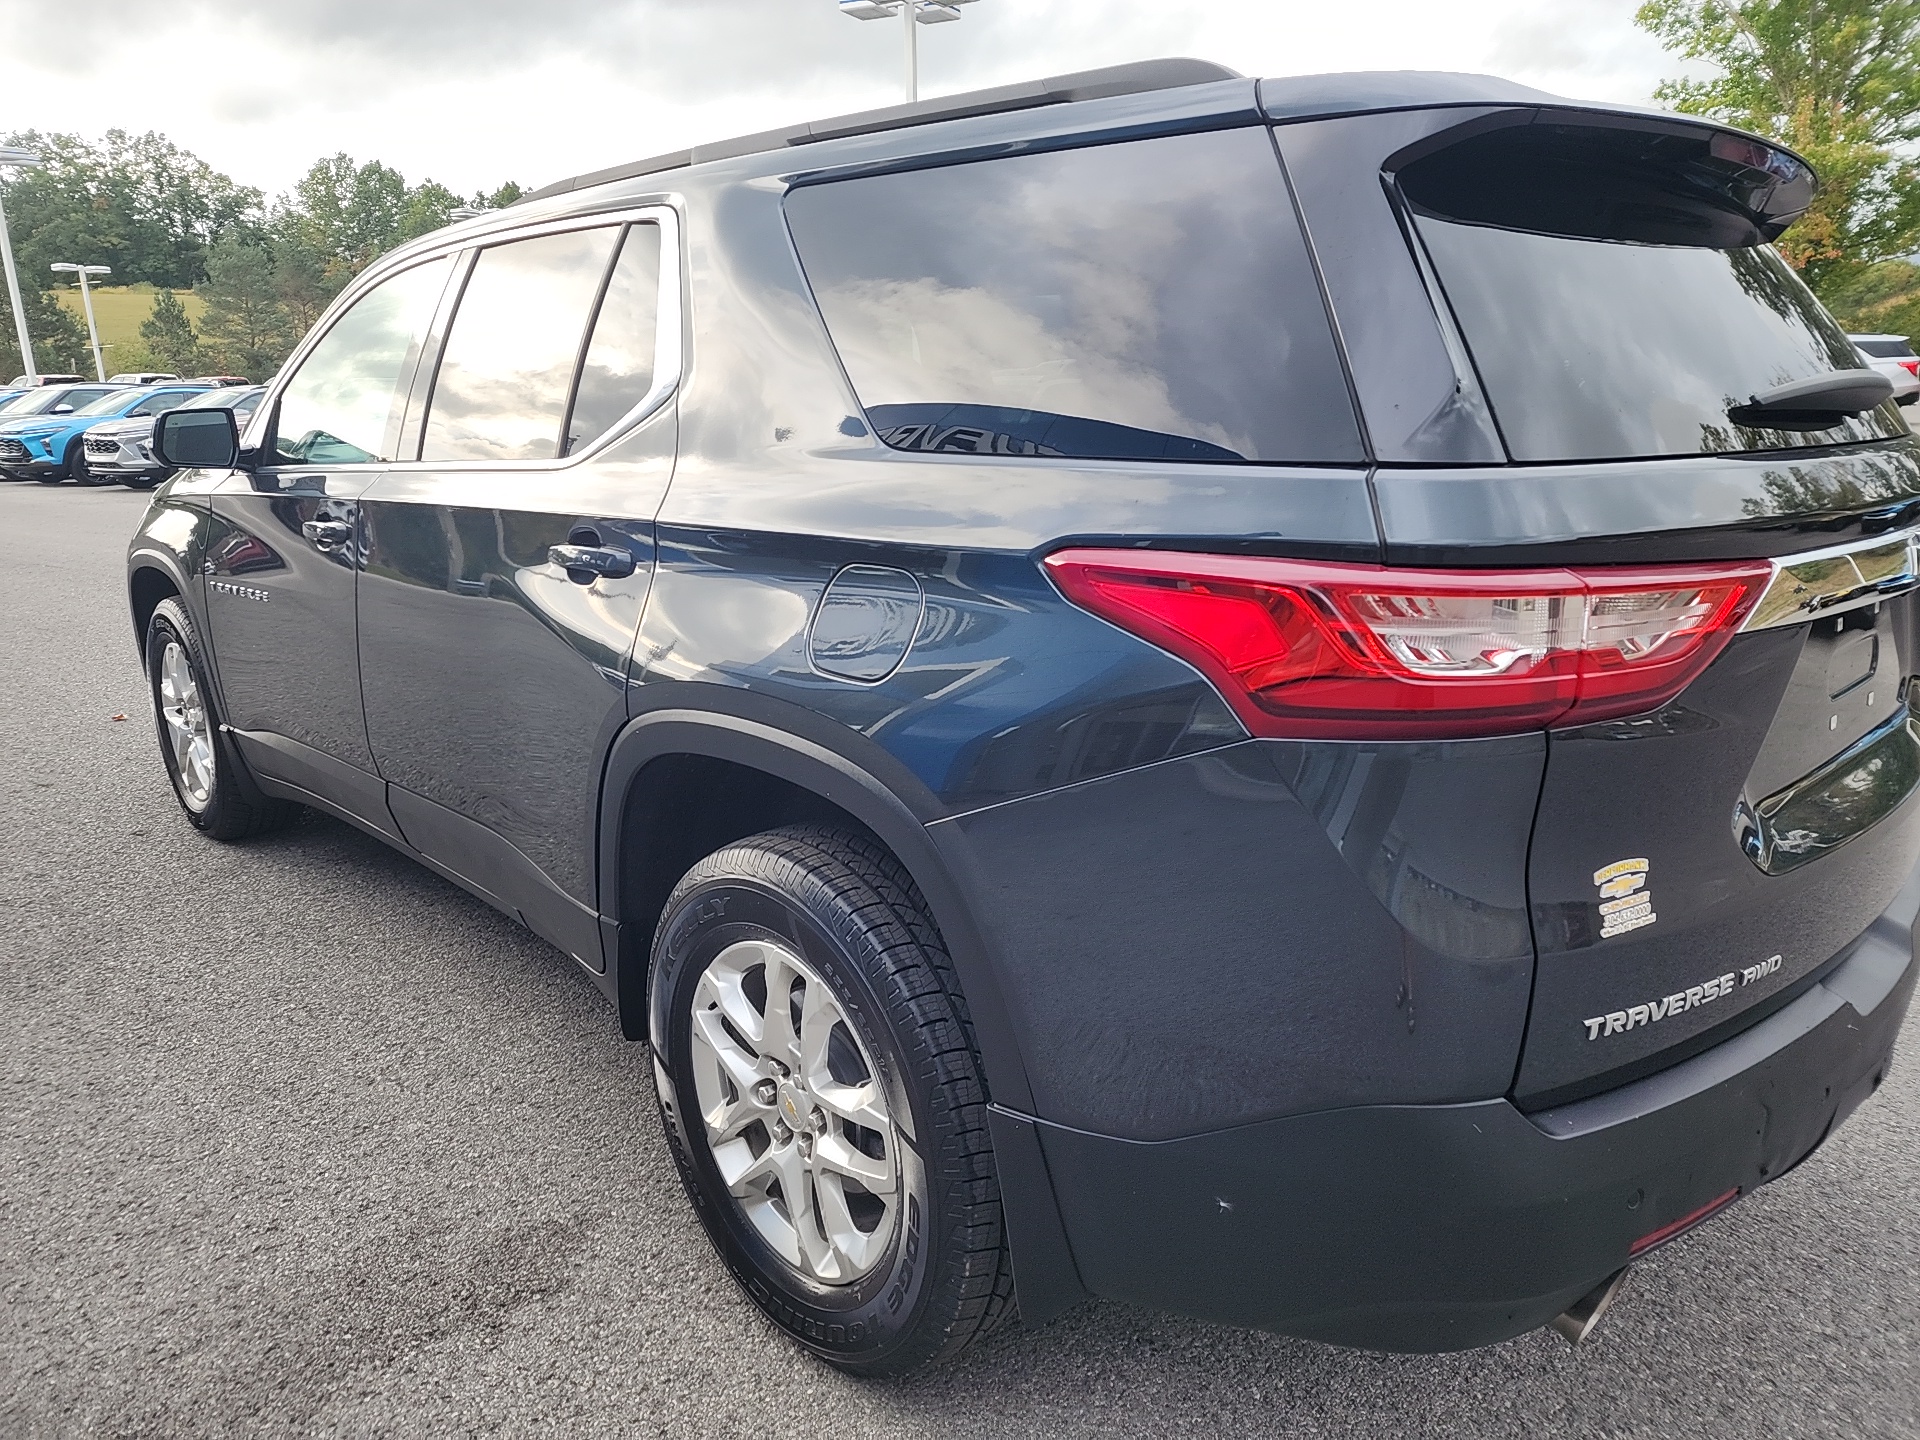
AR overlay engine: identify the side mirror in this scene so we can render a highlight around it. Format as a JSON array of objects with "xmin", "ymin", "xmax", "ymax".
[
  {"xmin": 153, "ymin": 407, "xmax": 241, "ymax": 469},
  {"xmin": 51, "ymin": 404, "xmax": 73, "ymax": 414}
]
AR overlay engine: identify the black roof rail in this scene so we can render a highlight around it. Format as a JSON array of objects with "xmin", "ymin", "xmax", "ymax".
[{"xmin": 518, "ymin": 57, "xmax": 1241, "ymax": 203}]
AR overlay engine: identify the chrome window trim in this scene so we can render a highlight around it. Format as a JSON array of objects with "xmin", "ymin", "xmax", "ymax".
[
  {"xmin": 1741, "ymin": 526, "xmax": 1920, "ymax": 632},
  {"xmin": 243, "ymin": 204, "xmax": 683, "ymax": 470}
]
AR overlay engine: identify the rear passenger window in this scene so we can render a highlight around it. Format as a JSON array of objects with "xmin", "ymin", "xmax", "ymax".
[
  {"xmin": 421, "ymin": 228, "xmax": 621, "ymax": 462},
  {"xmin": 563, "ymin": 223, "xmax": 663, "ymax": 456},
  {"xmin": 273, "ymin": 257, "xmax": 452, "ymax": 466},
  {"xmin": 784, "ymin": 128, "xmax": 1363, "ymax": 464}
]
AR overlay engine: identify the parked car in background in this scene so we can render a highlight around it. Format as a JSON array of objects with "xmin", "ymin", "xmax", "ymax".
[
  {"xmin": 108, "ymin": 371, "xmax": 182, "ymax": 385},
  {"xmin": 0, "ymin": 380, "xmax": 121, "ymax": 429},
  {"xmin": 7, "ymin": 373, "xmax": 85, "ymax": 386},
  {"xmin": 1851, "ymin": 335, "xmax": 1920, "ymax": 406},
  {"xmin": 128, "ymin": 63, "xmax": 1917, "ymax": 1376},
  {"xmin": 2, "ymin": 383, "xmax": 209, "ymax": 483},
  {"xmin": 185, "ymin": 374, "xmax": 250, "ymax": 387},
  {"xmin": 82, "ymin": 385, "xmax": 265, "ymax": 489},
  {"xmin": 0, "ymin": 387, "xmax": 27, "ymax": 409}
]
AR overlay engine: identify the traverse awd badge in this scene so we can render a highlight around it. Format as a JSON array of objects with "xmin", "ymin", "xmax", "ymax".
[{"xmin": 1594, "ymin": 857, "xmax": 1655, "ymax": 938}]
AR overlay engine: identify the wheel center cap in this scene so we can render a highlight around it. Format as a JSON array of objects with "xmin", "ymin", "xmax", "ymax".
[{"xmin": 777, "ymin": 1081, "xmax": 808, "ymax": 1129}]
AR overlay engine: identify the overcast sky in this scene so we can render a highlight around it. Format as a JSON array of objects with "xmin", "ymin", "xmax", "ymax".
[{"xmin": 0, "ymin": 0, "xmax": 1701, "ymax": 201}]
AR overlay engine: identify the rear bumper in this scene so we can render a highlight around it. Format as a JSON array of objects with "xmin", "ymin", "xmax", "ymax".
[{"xmin": 1028, "ymin": 875, "xmax": 1917, "ymax": 1351}]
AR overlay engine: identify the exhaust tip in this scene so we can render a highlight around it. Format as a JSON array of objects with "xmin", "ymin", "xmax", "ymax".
[{"xmin": 1550, "ymin": 1267, "xmax": 1631, "ymax": 1347}]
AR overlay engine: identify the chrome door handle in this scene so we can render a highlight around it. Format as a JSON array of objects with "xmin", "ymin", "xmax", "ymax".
[
  {"xmin": 549, "ymin": 544, "xmax": 637, "ymax": 583},
  {"xmin": 302, "ymin": 518, "xmax": 353, "ymax": 549}
]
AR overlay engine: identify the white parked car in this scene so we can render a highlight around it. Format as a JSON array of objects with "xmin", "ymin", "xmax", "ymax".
[
  {"xmin": 106, "ymin": 371, "xmax": 181, "ymax": 385},
  {"xmin": 1850, "ymin": 334, "xmax": 1919, "ymax": 406}
]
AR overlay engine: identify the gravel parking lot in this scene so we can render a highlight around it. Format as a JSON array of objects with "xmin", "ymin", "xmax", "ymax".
[{"xmin": 3, "ymin": 481, "xmax": 1918, "ymax": 1438}]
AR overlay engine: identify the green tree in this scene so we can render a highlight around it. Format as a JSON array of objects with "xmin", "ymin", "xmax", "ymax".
[
  {"xmin": 0, "ymin": 284, "xmax": 92, "ymax": 380},
  {"xmin": 269, "ymin": 230, "xmax": 344, "ymax": 335},
  {"xmin": 197, "ymin": 238, "xmax": 293, "ymax": 381},
  {"xmin": 0, "ymin": 129, "xmax": 262, "ymax": 288},
  {"xmin": 1635, "ymin": 0, "xmax": 1920, "ymax": 288},
  {"xmin": 138, "ymin": 288, "xmax": 202, "ymax": 374}
]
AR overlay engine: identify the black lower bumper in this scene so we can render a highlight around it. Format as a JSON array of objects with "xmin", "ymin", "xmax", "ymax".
[{"xmin": 1027, "ymin": 891, "xmax": 1917, "ymax": 1352}]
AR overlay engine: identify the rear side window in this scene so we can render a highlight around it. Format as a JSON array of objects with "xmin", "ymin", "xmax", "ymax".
[
  {"xmin": 784, "ymin": 128, "xmax": 1363, "ymax": 464},
  {"xmin": 1856, "ymin": 337, "xmax": 1915, "ymax": 360},
  {"xmin": 1398, "ymin": 120, "xmax": 1905, "ymax": 462},
  {"xmin": 421, "ymin": 228, "xmax": 622, "ymax": 462},
  {"xmin": 564, "ymin": 224, "xmax": 662, "ymax": 456}
]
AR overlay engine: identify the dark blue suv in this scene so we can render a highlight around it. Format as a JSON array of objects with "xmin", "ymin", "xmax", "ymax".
[{"xmin": 127, "ymin": 61, "xmax": 1919, "ymax": 1374}]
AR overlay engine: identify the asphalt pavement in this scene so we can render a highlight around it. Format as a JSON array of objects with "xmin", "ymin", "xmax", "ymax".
[{"xmin": 3, "ymin": 480, "xmax": 1918, "ymax": 1438}]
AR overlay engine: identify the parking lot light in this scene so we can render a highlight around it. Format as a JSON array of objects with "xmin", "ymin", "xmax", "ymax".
[
  {"xmin": 0, "ymin": 147, "xmax": 43, "ymax": 384},
  {"xmin": 51, "ymin": 262, "xmax": 112, "ymax": 381},
  {"xmin": 836, "ymin": 0, "xmax": 982, "ymax": 103}
]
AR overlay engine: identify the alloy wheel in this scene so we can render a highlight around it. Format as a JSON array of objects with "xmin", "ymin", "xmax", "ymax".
[
  {"xmin": 688, "ymin": 938, "xmax": 901, "ymax": 1284},
  {"xmin": 157, "ymin": 639, "xmax": 215, "ymax": 811}
]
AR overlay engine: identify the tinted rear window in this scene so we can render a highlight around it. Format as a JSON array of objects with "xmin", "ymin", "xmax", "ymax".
[
  {"xmin": 784, "ymin": 127, "xmax": 1363, "ymax": 465},
  {"xmin": 1856, "ymin": 337, "xmax": 1915, "ymax": 359},
  {"xmin": 1401, "ymin": 123, "xmax": 1905, "ymax": 462}
]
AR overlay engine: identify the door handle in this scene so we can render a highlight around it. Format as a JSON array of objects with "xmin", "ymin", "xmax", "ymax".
[
  {"xmin": 302, "ymin": 518, "xmax": 353, "ymax": 549},
  {"xmin": 550, "ymin": 543, "xmax": 637, "ymax": 583}
]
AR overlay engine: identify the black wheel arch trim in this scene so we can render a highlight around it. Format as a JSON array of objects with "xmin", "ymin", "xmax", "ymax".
[{"xmin": 127, "ymin": 544, "xmax": 201, "ymax": 657}]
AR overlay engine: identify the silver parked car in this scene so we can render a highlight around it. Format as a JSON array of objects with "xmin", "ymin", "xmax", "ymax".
[
  {"xmin": 1850, "ymin": 334, "xmax": 1920, "ymax": 406},
  {"xmin": 81, "ymin": 386, "xmax": 265, "ymax": 488}
]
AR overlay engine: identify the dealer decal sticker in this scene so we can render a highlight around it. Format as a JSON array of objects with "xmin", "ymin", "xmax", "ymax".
[{"xmin": 1593, "ymin": 857, "xmax": 1655, "ymax": 938}]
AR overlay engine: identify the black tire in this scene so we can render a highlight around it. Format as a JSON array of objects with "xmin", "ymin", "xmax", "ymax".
[
  {"xmin": 650, "ymin": 825, "xmax": 1014, "ymax": 1376},
  {"xmin": 145, "ymin": 597, "xmax": 300, "ymax": 840},
  {"xmin": 120, "ymin": 473, "xmax": 163, "ymax": 490}
]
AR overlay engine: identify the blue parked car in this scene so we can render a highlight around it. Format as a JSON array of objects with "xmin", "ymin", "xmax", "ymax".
[{"xmin": 0, "ymin": 383, "xmax": 211, "ymax": 483}]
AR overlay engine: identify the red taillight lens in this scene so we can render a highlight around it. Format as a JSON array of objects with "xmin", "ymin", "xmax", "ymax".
[
  {"xmin": 1900, "ymin": 359, "xmax": 1919, "ymax": 376},
  {"xmin": 1043, "ymin": 550, "xmax": 1770, "ymax": 739}
]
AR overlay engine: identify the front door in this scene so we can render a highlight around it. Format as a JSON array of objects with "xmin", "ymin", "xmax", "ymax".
[
  {"xmin": 356, "ymin": 218, "xmax": 675, "ymax": 968},
  {"xmin": 203, "ymin": 255, "xmax": 455, "ymax": 827}
]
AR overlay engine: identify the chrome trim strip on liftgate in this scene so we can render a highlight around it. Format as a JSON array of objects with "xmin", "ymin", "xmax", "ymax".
[{"xmin": 1741, "ymin": 528, "xmax": 1920, "ymax": 632}]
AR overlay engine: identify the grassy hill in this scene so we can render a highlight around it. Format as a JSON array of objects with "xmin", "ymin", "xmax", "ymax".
[{"xmin": 50, "ymin": 284, "xmax": 205, "ymax": 372}]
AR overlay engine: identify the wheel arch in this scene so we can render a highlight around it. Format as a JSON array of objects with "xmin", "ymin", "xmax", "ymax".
[
  {"xmin": 599, "ymin": 686, "xmax": 1090, "ymax": 1323},
  {"xmin": 127, "ymin": 557, "xmax": 186, "ymax": 661},
  {"xmin": 599, "ymin": 689, "xmax": 1028, "ymax": 1101}
]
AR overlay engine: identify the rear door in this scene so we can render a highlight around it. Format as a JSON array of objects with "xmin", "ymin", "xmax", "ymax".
[
  {"xmin": 356, "ymin": 214, "xmax": 677, "ymax": 970},
  {"xmin": 1339, "ymin": 109, "xmax": 1920, "ymax": 1106}
]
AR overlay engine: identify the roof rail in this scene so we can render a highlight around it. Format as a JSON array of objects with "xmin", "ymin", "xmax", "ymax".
[{"xmin": 519, "ymin": 57, "xmax": 1241, "ymax": 203}]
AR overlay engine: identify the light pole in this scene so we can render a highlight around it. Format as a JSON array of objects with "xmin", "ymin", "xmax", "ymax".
[
  {"xmin": 0, "ymin": 146, "xmax": 43, "ymax": 384},
  {"xmin": 51, "ymin": 262, "xmax": 111, "ymax": 381},
  {"xmin": 837, "ymin": 0, "xmax": 981, "ymax": 104}
]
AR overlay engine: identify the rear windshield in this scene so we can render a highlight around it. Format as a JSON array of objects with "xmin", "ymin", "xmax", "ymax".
[
  {"xmin": 785, "ymin": 127, "xmax": 1364, "ymax": 465},
  {"xmin": 1400, "ymin": 122, "xmax": 1906, "ymax": 462}
]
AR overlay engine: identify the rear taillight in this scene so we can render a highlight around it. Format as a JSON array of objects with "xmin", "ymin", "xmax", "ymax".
[
  {"xmin": 1900, "ymin": 359, "xmax": 1919, "ymax": 376},
  {"xmin": 1043, "ymin": 550, "xmax": 1770, "ymax": 739}
]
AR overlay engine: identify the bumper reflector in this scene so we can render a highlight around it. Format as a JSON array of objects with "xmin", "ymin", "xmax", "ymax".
[{"xmin": 1629, "ymin": 1186, "xmax": 1742, "ymax": 1257}]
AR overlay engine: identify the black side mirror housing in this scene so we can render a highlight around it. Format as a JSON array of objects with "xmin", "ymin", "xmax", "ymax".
[{"xmin": 153, "ymin": 407, "xmax": 241, "ymax": 469}]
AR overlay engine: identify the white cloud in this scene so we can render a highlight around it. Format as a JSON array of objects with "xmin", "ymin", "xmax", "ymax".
[{"xmin": 0, "ymin": 0, "xmax": 1705, "ymax": 198}]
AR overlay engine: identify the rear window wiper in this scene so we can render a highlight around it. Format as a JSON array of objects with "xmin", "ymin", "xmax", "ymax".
[{"xmin": 1727, "ymin": 369, "xmax": 1893, "ymax": 430}]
